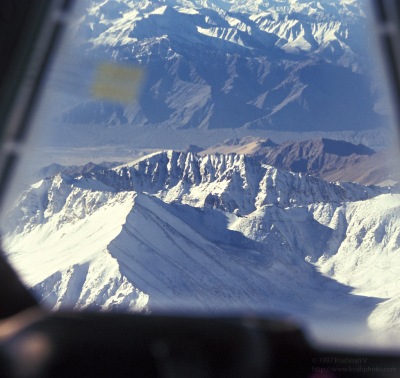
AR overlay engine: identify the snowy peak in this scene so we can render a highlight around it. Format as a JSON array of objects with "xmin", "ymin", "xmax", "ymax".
[
  {"xmin": 12, "ymin": 186, "xmax": 382, "ymax": 318},
  {"xmin": 88, "ymin": 0, "xmax": 366, "ymax": 61},
  {"xmin": 124, "ymin": 0, "xmax": 365, "ymax": 19},
  {"xmin": 7, "ymin": 151, "xmax": 391, "ymax": 237},
  {"xmin": 101, "ymin": 151, "xmax": 389, "ymax": 210}
]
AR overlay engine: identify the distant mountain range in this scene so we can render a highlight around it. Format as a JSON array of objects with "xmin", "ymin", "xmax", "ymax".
[{"xmin": 54, "ymin": 0, "xmax": 386, "ymax": 139}]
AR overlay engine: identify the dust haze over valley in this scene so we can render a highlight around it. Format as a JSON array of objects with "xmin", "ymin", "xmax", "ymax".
[{"xmin": 3, "ymin": 0, "xmax": 400, "ymax": 347}]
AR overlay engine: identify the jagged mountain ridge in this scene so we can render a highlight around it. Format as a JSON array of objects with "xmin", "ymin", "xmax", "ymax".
[
  {"xmin": 129, "ymin": 0, "xmax": 364, "ymax": 16},
  {"xmin": 8, "ymin": 150, "xmax": 391, "ymax": 235},
  {"xmin": 39, "ymin": 137, "xmax": 398, "ymax": 187},
  {"xmin": 87, "ymin": 0, "xmax": 366, "ymax": 59},
  {"xmin": 56, "ymin": 0, "xmax": 384, "ymax": 136},
  {"xmin": 4, "ymin": 150, "xmax": 400, "ymax": 339}
]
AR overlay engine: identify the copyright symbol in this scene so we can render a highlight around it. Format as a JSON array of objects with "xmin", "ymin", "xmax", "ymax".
[{"xmin": 312, "ymin": 358, "xmax": 318, "ymax": 364}]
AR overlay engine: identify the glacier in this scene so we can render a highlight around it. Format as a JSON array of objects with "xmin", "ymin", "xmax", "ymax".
[{"xmin": 3, "ymin": 151, "xmax": 400, "ymax": 345}]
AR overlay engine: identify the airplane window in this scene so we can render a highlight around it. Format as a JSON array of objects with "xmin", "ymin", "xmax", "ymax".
[{"xmin": 1, "ymin": 0, "xmax": 400, "ymax": 350}]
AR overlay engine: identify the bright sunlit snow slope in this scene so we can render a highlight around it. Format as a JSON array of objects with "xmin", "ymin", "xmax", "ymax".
[
  {"xmin": 51, "ymin": 0, "xmax": 386, "ymax": 149},
  {"xmin": 3, "ymin": 151, "xmax": 400, "ymax": 342}
]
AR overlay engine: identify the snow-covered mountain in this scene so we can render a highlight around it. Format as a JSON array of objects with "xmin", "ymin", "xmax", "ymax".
[
  {"xmin": 53, "ymin": 0, "xmax": 385, "ymax": 142},
  {"xmin": 9, "ymin": 150, "xmax": 390, "ymax": 226},
  {"xmin": 3, "ymin": 150, "xmax": 400, "ymax": 342}
]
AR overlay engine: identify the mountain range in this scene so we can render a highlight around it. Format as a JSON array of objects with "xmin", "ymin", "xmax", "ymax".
[
  {"xmin": 3, "ymin": 149, "xmax": 400, "ymax": 343},
  {"xmin": 49, "ymin": 0, "xmax": 387, "ymax": 150},
  {"xmin": 38, "ymin": 137, "xmax": 400, "ymax": 186},
  {"xmin": 3, "ymin": 0, "xmax": 400, "ymax": 347}
]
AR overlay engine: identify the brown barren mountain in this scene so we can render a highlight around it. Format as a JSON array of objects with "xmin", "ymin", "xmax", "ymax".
[{"xmin": 202, "ymin": 137, "xmax": 399, "ymax": 186}]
